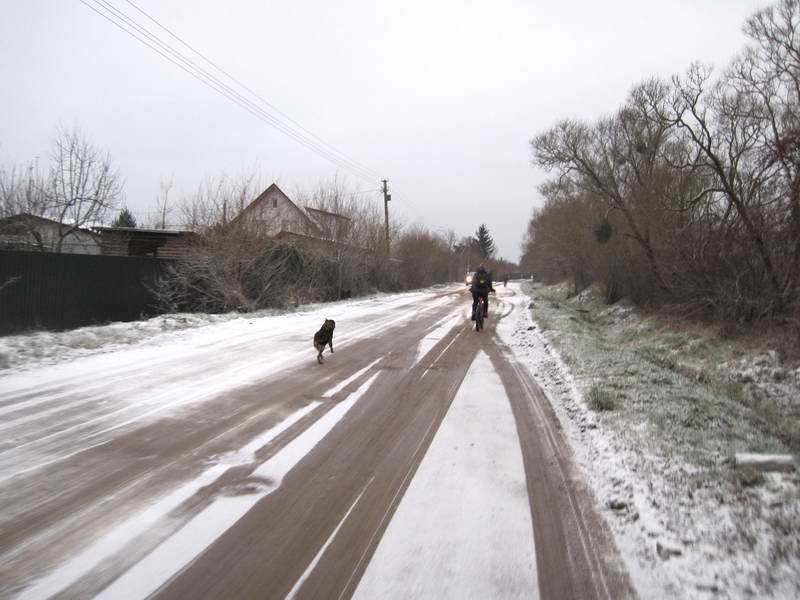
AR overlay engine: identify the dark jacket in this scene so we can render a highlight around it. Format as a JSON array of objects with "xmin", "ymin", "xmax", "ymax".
[{"xmin": 470, "ymin": 268, "xmax": 492, "ymax": 294}]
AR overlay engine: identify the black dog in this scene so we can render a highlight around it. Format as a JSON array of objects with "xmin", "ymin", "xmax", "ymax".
[{"xmin": 313, "ymin": 319, "xmax": 336, "ymax": 364}]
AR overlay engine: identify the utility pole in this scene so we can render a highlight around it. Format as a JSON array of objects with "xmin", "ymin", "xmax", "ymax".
[{"xmin": 382, "ymin": 179, "xmax": 391, "ymax": 258}]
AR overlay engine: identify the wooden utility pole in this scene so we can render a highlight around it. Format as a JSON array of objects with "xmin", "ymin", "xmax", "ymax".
[{"xmin": 382, "ymin": 179, "xmax": 391, "ymax": 258}]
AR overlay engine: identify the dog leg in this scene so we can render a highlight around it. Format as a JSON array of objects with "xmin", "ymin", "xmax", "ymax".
[{"xmin": 329, "ymin": 342, "xmax": 334, "ymax": 354}]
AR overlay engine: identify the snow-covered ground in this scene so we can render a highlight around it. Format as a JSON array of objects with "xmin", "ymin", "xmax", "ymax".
[
  {"xmin": 7, "ymin": 280, "xmax": 796, "ymax": 599},
  {"xmin": 2, "ymin": 284, "xmax": 549, "ymax": 598},
  {"xmin": 0, "ymin": 289, "xmax": 453, "ymax": 484},
  {"xmin": 1, "ymin": 288, "xmax": 449, "ymax": 593},
  {"xmin": 0, "ymin": 287, "xmax": 453, "ymax": 372},
  {"xmin": 496, "ymin": 282, "xmax": 800, "ymax": 600},
  {"xmin": 355, "ymin": 351, "xmax": 538, "ymax": 599},
  {"xmin": 95, "ymin": 373, "xmax": 381, "ymax": 600}
]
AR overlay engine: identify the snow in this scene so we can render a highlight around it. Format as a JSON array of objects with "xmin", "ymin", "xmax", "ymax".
[
  {"xmin": 412, "ymin": 310, "xmax": 463, "ymax": 367},
  {"xmin": 252, "ymin": 372, "xmax": 378, "ymax": 483},
  {"xmin": 0, "ymin": 287, "xmax": 454, "ymax": 372},
  {"xmin": 94, "ymin": 372, "xmax": 380, "ymax": 600},
  {"xmin": 734, "ymin": 452, "xmax": 797, "ymax": 471},
  {"xmin": 286, "ymin": 479, "xmax": 373, "ymax": 600},
  {"xmin": 354, "ymin": 351, "xmax": 538, "ymax": 599},
  {"xmin": 17, "ymin": 401, "xmax": 322, "ymax": 600},
  {"xmin": 215, "ymin": 402, "xmax": 322, "ymax": 467},
  {"xmin": 0, "ymin": 289, "xmax": 449, "ymax": 484},
  {"xmin": 10, "ymin": 279, "xmax": 795, "ymax": 598},
  {"xmin": 322, "ymin": 357, "xmax": 382, "ymax": 398},
  {"xmin": 496, "ymin": 282, "xmax": 800, "ymax": 600}
]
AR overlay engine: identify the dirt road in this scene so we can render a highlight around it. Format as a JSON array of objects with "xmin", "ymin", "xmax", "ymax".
[{"xmin": 0, "ymin": 285, "xmax": 634, "ymax": 599}]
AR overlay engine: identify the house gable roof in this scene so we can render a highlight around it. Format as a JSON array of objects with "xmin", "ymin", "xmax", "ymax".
[
  {"xmin": 236, "ymin": 183, "xmax": 323, "ymax": 236},
  {"xmin": 304, "ymin": 206, "xmax": 352, "ymax": 222}
]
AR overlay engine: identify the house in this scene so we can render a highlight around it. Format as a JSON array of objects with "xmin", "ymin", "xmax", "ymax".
[
  {"xmin": 93, "ymin": 226, "xmax": 195, "ymax": 258},
  {"xmin": 233, "ymin": 183, "xmax": 352, "ymax": 245},
  {"xmin": 0, "ymin": 213, "xmax": 100, "ymax": 254}
]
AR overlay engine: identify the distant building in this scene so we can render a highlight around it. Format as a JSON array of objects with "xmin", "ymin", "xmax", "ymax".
[
  {"xmin": 233, "ymin": 183, "xmax": 352, "ymax": 246},
  {"xmin": 93, "ymin": 226, "xmax": 195, "ymax": 258},
  {"xmin": 0, "ymin": 213, "xmax": 99, "ymax": 254}
]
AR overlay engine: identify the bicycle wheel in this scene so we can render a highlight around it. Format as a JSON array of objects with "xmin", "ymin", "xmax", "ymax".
[{"xmin": 476, "ymin": 299, "xmax": 484, "ymax": 331}]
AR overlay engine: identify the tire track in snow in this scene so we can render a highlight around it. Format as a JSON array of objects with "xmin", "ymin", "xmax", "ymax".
[
  {"xmin": 0, "ymin": 291, "xmax": 455, "ymax": 409},
  {"xmin": 93, "ymin": 373, "xmax": 381, "ymax": 600},
  {"xmin": 353, "ymin": 351, "xmax": 538, "ymax": 599},
  {"xmin": 15, "ymin": 365, "xmax": 384, "ymax": 600},
  {"xmin": 0, "ymin": 293, "xmax": 456, "ymax": 481}
]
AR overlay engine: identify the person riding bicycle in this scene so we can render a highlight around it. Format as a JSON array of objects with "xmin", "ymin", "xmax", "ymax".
[{"xmin": 470, "ymin": 264, "xmax": 495, "ymax": 321}]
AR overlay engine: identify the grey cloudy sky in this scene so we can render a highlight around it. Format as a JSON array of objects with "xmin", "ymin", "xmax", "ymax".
[{"xmin": 1, "ymin": 0, "xmax": 769, "ymax": 261}]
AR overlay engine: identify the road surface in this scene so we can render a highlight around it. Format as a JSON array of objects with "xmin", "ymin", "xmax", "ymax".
[{"xmin": 0, "ymin": 285, "xmax": 634, "ymax": 599}]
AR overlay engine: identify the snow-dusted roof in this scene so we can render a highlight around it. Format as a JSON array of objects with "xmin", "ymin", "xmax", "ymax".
[
  {"xmin": 93, "ymin": 226, "xmax": 193, "ymax": 235},
  {"xmin": 304, "ymin": 206, "xmax": 352, "ymax": 221},
  {"xmin": 0, "ymin": 212, "xmax": 97, "ymax": 235}
]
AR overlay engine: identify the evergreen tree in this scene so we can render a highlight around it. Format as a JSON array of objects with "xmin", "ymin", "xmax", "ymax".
[
  {"xmin": 475, "ymin": 224, "xmax": 495, "ymax": 259},
  {"xmin": 111, "ymin": 207, "xmax": 137, "ymax": 228}
]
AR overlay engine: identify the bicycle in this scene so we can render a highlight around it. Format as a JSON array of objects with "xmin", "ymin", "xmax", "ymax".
[{"xmin": 475, "ymin": 296, "xmax": 485, "ymax": 332}]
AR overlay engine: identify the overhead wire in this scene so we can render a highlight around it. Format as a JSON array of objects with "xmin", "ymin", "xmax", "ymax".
[
  {"xmin": 78, "ymin": 0, "xmax": 380, "ymax": 184},
  {"xmin": 88, "ymin": 0, "xmax": 378, "ymax": 183},
  {"xmin": 121, "ymin": 0, "xmax": 382, "ymax": 182},
  {"xmin": 388, "ymin": 187, "xmax": 427, "ymax": 223}
]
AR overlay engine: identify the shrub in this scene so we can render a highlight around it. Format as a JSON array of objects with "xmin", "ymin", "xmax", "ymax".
[{"xmin": 587, "ymin": 385, "xmax": 616, "ymax": 411}]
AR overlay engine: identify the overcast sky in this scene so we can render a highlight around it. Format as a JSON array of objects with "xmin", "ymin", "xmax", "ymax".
[{"xmin": 1, "ymin": 0, "xmax": 770, "ymax": 261}]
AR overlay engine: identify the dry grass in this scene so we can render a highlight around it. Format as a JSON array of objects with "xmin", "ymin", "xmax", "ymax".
[{"xmin": 587, "ymin": 384, "xmax": 616, "ymax": 411}]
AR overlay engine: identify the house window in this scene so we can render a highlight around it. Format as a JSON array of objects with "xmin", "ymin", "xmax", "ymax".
[{"xmin": 272, "ymin": 197, "xmax": 278, "ymax": 209}]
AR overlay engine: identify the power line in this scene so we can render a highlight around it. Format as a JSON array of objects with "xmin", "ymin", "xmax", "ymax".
[
  {"xmin": 389, "ymin": 187, "xmax": 427, "ymax": 222},
  {"xmin": 78, "ymin": 0, "xmax": 380, "ymax": 184},
  {"xmin": 338, "ymin": 188, "xmax": 382, "ymax": 198},
  {"xmin": 88, "ymin": 0, "xmax": 378, "ymax": 183},
  {"xmin": 121, "ymin": 0, "xmax": 382, "ymax": 182}
]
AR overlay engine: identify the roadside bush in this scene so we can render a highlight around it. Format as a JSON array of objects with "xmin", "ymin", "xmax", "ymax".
[
  {"xmin": 152, "ymin": 231, "xmax": 343, "ymax": 313},
  {"xmin": 735, "ymin": 465, "xmax": 765, "ymax": 488}
]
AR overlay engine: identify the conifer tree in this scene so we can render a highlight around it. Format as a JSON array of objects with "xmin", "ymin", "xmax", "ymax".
[
  {"xmin": 111, "ymin": 207, "xmax": 137, "ymax": 228},
  {"xmin": 475, "ymin": 224, "xmax": 495, "ymax": 259}
]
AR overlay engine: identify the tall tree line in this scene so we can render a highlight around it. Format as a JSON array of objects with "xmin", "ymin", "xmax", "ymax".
[{"xmin": 523, "ymin": 0, "xmax": 800, "ymax": 323}]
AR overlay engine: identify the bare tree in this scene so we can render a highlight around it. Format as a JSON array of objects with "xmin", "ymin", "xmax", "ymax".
[
  {"xmin": 155, "ymin": 173, "xmax": 332, "ymax": 312},
  {"xmin": 150, "ymin": 176, "xmax": 174, "ymax": 229},
  {"xmin": 0, "ymin": 162, "xmax": 48, "ymax": 219},
  {"xmin": 532, "ymin": 80, "xmax": 674, "ymax": 292},
  {"xmin": 297, "ymin": 176, "xmax": 387, "ymax": 298},
  {"xmin": 45, "ymin": 127, "xmax": 123, "ymax": 252},
  {"xmin": 178, "ymin": 174, "xmax": 261, "ymax": 232},
  {"xmin": 734, "ymin": 0, "xmax": 800, "ymax": 302},
  {"xmin": 0, "ymin": 163, "xmax": 50, "ymax": 250},
  {"xmin": 526, "ymin": 0, "xmax": 800, "ymax": 323}
]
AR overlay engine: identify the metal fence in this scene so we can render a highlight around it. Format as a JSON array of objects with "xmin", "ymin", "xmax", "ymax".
[{"xmin": 0, "ymin": 250, "xmax": 173, "ymax": 335}]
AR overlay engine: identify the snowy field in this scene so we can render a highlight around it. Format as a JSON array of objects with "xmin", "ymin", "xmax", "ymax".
[{"xmin": 496, "ymin": 282, "xmax": 800, "ymax": 600}]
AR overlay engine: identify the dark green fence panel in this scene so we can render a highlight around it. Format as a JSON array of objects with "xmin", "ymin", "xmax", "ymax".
[{"xmin": 0, "ymin": 251, "xmax": 173, "ymax": 335}]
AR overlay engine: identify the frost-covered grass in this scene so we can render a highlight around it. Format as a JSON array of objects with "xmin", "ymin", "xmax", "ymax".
[
  {"xmin": 533, "ymin": 283, "xmax": 795, "ymax": 461},
  {"xmin": 518, "ymin": 282, "xmax": 800, "ymax": 599}
]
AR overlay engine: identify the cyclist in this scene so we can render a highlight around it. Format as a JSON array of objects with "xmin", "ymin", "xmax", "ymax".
[{"xmin": 470, "ymin": 264, "xmax": 495, "ymax": 321}]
